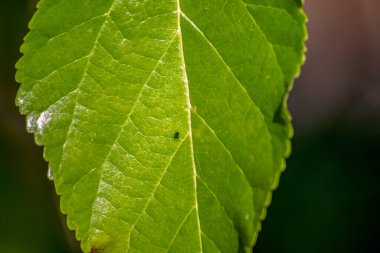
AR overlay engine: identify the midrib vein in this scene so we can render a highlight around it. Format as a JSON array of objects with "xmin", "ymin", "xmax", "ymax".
[{"xmin": 177, "ymin": 0, "xmax": 203, "ymax": 252}]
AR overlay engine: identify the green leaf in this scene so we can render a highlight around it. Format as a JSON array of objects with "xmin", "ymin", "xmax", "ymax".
[{"xmin": 16, "ymin": 0, "xmax": 306, "ymax": 252}]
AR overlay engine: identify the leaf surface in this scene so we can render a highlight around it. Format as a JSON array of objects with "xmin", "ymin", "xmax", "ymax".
[{"xmin": 16, "ymin": 0, "xmax": 306, "ymax": 252}]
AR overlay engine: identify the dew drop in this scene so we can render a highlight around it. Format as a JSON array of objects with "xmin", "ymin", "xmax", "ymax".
[
  {"xmin": 245, "ymin": 214, "xmax": 250, "ymax": 220},
  {"xmin": 90, "ymin": 229, "xmax": 113, "ymax": 250},
  {"xmin": 17, "ymin": 97, "xmax": 25, "ymax": 106},
  {"xmin": 36, "ymin": 110, "xmax": 51, "ymax": 135},
  {"xmin": 26, "ymin": 113, "xmax": 38, "ymax": 133},
  {"xmin": 16, "ymin": 89, "xmax": 27, "ymax": 106},
  {"xmin": 47, "ymin": 167, "xmax": 54, "ymax": 181}
]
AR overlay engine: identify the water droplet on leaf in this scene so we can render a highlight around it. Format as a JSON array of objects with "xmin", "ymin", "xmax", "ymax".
[
  {"xmin": 47, "ymin": 167, "xmax": 54, "ymax": 181},
  {"xmin": 17, "ymin": 97, "xmax": 24, "ymax": 106},
  {"xmin": 36, "ymin": 110, "xmax": 51, "ymax": 134},
  {"xmin": 16, "ymin": 89, "xmax": 27, "ymax": 106},
  {"xmin": 26, "ymin": 113, "xmax": 38, "ymax": 133}
]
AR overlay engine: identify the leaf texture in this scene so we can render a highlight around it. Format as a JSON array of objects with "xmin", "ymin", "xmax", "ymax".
[{"xmin": 16, "ymin": 0, "xmax": 306, "ymax": 252}]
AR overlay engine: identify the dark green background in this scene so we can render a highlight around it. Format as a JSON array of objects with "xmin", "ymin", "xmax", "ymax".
[{"xmin": 1, "ymin": 1, "xmax": 379, "ymax": 252}]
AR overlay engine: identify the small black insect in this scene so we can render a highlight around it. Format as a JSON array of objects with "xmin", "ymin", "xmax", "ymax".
[{"xmin": 173, "ymin": 131, "xmax": 180, "ymax": 140}]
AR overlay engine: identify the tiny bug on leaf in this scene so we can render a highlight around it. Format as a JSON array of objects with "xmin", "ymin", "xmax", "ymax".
[{"xmin": 173, "ymin": 131, "xmax": 180, "ymax": 140}]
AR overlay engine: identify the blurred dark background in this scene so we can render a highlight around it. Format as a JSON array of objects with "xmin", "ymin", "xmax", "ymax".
[{"xmin": 1, "ymin": 0, "xmax": 379, "ymax": 252}]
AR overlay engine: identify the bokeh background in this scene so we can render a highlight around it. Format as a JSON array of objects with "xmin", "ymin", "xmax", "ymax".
[{"xmin": 1, "ymin": 0, "xmax": 379, "ymax": 252}]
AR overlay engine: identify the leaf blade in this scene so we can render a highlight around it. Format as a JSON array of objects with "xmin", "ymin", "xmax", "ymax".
[{"xmin": 16, "ymin": 0, "xmax": 306, "ymax": 252}]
